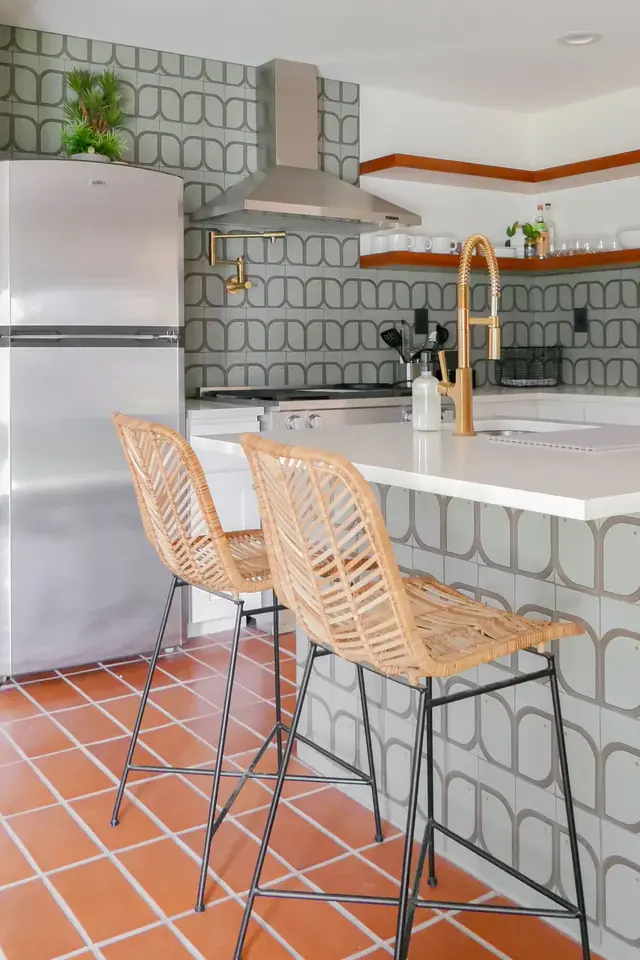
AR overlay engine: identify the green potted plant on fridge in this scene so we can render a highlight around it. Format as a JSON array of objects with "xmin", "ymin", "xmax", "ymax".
[{"xmin": 60, "ymin": 68, "xmax": 126, "ymax": 162}]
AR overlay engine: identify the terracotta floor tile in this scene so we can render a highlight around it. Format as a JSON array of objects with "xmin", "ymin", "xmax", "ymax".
[
  {"xmin": 187, "ymin": 674, "xmax": 262, "ymax": 709},
  {"xmin": 3, "ymin": 714, "xmax": 73, "ymax": 758},
  {"xmin": 141, "ymin": 724, "xmax": 218, "ymax": 767},
  {"xmin": 407, "ymin": 918, "xmax": 496, "ymax": 957},
  {"xmin": 0, "ymin": 878, "xmax": 86, "ymax": 959},
  {"xmin": 0, "ymin": 824, "xmax": 36, "ymax": 885},
  {"xmin": 236, "ymin": 636, "xmax": 278, "ymax": 665},
  {"xmin": 179, "ymin": 820, "xmax": 289, "ymax": 899},
  {"xmin": 10, "ymin": 803, "xmax": 101, "ymax": 871},
  {"xmin": 230, "ymin": 656, "xmax": 280, "ymax": 694},
  {"xmin": 108, "ymin": 660, "xmax": 176, "ymax": 692},
  {"xmin": 54, "ymin": 704, "xmax": 124, "ymax": 745},
  {"xmin": 188, "ymin": 643, "xmax": 233, "ymax": 672},
  {"xmin": 0, "ymin": 762, "xmax": 57, "ymax": 815},
  {"xmin": 156, "ymin": 653, "xmax": 218, "ymax": 683},
  {"xmin": 191, "ymin": 772, "xmax": 272, "ymax": 817},
  {"xmin": 0, "ymin": 685, "xmax": 43, "ymax": 721},
  {"xmin": 17, "ymin": 670, "xmax": 59, "ymax": 683},
  {"xmin": 362, "ymin": 838, "xmax": 489, "ymax": 902},
  {"xmin": 150, "ymin": 685, "xmax": 219, "ymax": 722},
  {"xmin": 87, "ymin": 736, "xmax": 165, "ymax": 783},
  {"xmin": 71, "ymin": 787, "xmax": 163, "ymax": 850},
  {"xmin": 291, "ymin": 787, "xmax": 387, "ymax": 849},
  {"xmin": 275, "ymin": 656, "xmax": 297, "ymax": 683},
  {"xmin": 255, "ymin": 876, "xmax": 376, "ymax": 959},
  {"xmin": 223, "ymin": 699, "xmax": 284, "ymax": 738},
  {"xmin": 66, "ymin": 669, "xmax": 133, "ymax": 702},
  {"xmin": 0, "ymin": 732, "xmax": 21, "ymax": 766},
  {"xmin": 185, "ymin": 714, "xmax": 263, "ymax": 757},
  {"xmin": 22, "ymin": 677, "xmax": 90, "ymax": 712},
  {"xmin": 458, "ymin": 896, "xmax": 595, "ymax": 959},
  {"xmin": 50, "ymin": 857, "xmax": 157, "ymax": 943},
  {"xmin": 129, "ymin": 776, "xmax": 210, "ymax": 832},
  {"xmin": 239, "ymin": 804, "xmax": 347, "ymax": 871},
  {"xmin": 303, "ymin": 853, "xmax": 410, "ymax": 940},
  {"xmin": 34, "ymin": 747, "xmax": 114, "ymax": 800},
  {"xmin": 278, "ymin": 631, "xmax": 296, "ymax": 655},
  {"xmin": 119, "ymin": 836, "xmax": 222, "ymax": 914},
  {"xmin": 100, "ymin": 694, "xmax": 171, "ymax": 732},
  {"xmin": 232, "ymin": 745, "xmax": 324, "ymax": 800},
  {"xmin": 101, "ymin": 925, "xmax": 195, "ymax": 959},
  {"xmin": 176, "ymin": 895, "xmax": 293, "ymax": 959}
]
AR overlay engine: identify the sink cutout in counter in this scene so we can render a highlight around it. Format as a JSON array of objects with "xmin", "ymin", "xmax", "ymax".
[{"xmin": 486, "ymin": 425, "xmax": 640, "ymax": 452}]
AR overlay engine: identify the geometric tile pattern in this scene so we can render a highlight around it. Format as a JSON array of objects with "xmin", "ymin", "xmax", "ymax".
[
  {"xmin": 4, "ymin": 25, "xmax": 639, "ymax": 395},
  {"xmin": 298, "ymin": 491, "xmax": 640, "ymax": 958},
  {"xmin": 0, "ymin": 626, "xmax": 594, "ymax": 959}
]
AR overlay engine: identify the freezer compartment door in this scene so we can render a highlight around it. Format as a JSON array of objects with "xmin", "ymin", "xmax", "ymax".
[
  {"xmin": 10, "ymin": 346, "xmax": 184, "ymax": 674},
  {"xmin": 0, "ymin": 346, "xmax": 8, "ymax": 679},
  {"xmin": 8, "ymin": 160, "xmax": 183, "ymax": 328}
]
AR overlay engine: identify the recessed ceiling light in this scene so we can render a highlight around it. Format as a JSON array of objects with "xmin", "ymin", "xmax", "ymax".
[{"xmin": 557, "ymin": 32, "xmax": 602, "ymax": 47}]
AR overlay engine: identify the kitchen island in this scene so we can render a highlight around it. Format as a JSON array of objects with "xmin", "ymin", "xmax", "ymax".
[{"xmin": 194, "ymin": 419, "xmax": 640, "ymax": 959}]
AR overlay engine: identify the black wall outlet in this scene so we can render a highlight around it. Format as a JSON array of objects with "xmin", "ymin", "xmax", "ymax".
[
  {"xmin": 414, "ymin": 308, "xmax": 429, "ymax": 335},
  {"xmin": 574, "ymin": 306, "xmax": 588, "ymax": 333}
]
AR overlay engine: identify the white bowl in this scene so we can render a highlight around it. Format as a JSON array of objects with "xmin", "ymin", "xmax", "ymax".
[
  {"xmin": 617, "ymin": 229, "xmax": 640, "ymax": 249},
  {"xmin": 494, "ymin": 247, "xmax": 516, "ymax": 258}
]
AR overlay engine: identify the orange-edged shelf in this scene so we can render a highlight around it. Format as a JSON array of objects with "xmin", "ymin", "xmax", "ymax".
[
  {"xmin": 359, "ymin": 150, "xmax": 640, "ymax": 193},
  {"xmin": 359, "ymin": 250, "xmax": 640, "ymax": 273}
]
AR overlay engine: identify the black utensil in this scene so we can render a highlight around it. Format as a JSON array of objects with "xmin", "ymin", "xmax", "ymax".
[
  {"xmin": 410, "ymin": 324, "xmax": 449, "ymax": 361},
  {"xmin": 381, "ymin": 327, "xmax": 406, "ymax": 360}
]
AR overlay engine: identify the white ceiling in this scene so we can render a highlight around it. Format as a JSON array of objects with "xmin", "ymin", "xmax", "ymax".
[{"xmin": 3, "ymin": 0, "xmax": 640, "ymax": 111}]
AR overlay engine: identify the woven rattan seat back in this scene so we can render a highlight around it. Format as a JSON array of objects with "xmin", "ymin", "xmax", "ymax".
[
  {"xmin": 241, "ymin": 433, "xmax": 433, "ymax": 677},
  {"xmin": 113, "ymin": 414, "xmax": 260, "ymax": 596}
]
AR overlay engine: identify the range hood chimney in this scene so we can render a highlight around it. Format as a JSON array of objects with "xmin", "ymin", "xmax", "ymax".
[{"xmin": 190, "ymin": 59, "xmax": 420, "ymax": 233}]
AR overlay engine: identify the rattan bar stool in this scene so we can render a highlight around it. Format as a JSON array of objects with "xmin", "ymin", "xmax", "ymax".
[
  {"xmin": 109, "ymin": 415, "xmax": 384, "ymax": 913},
  {"xmin": 233, "ymin": 433, "xmax": 591, "ymax": 960}
]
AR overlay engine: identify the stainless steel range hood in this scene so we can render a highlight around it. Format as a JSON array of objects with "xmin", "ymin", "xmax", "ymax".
[{"xmin": 190, "ymin": 59, "xmax": 420, "ymax": 233}]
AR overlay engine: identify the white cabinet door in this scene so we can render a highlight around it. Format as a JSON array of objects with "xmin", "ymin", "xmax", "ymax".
[{"xmin": 188, "ymin": 412, "xmax": 263, "ymax": 634}]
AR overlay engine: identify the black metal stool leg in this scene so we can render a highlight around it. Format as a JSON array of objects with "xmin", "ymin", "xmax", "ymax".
[
  {"xmin": 394, "ymin": 688, "xmax": 427, "ymax": 960},
  {"xmin": 110, "ymin": 576, "xmax": 178, "ymax": 827},
  {"xmin": 549, "ymin": 657, "xmax": 591, "ymax": 959},
  {"xmin": 425, "ymin": 678, "xmax": 437, "ymax": 888},
  {"xmin": 234, "ymin": 643, "xmax": 319, "ymax": 960},
  {"xmin": 195, "ymin": 598, "xmax": 244, "ymax": 913},
  {"xmin": 357, "ymin": 665, "xmax": 383, "ymax": 843},
  {"xmin": 271, "ymin": 590, "xmax": 284, "ymax": 768}
]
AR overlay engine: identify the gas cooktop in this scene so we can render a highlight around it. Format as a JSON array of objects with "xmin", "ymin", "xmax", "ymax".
[{"xmin": 200, "ymin": 383, "xmax": 411, "ymax": 403}]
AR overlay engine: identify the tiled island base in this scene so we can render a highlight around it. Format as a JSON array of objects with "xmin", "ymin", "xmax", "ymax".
[{"xmin": 296, "ymin": 487, "xmax": 640, "ymax": 960}]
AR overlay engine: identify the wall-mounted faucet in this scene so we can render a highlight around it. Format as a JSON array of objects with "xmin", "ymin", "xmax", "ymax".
[{"xmin": 208, "ymin": 230, "xmax": 286, "ymax": 294}]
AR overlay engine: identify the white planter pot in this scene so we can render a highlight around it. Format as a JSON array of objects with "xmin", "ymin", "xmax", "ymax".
[{"xmin": 71, "ymin": 153, "xmax": 110, "ymax": 162}]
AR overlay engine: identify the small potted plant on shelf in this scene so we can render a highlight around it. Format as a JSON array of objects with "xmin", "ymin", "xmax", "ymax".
[
  {"xmin": 520, "ymin": 222, "xmax": 541, "ymax": 259},
  {"xmin": 61, "ymin": 68, "xmax": 126, "ymax": 162}
]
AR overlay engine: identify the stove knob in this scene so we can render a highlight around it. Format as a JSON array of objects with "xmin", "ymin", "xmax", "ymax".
[
  {"xmin": 285, "ymin": 415, "xmax": 304, "ymax": 430},
  {"xmin": 402, "ymin": 408, "xmax": 412, "ymax": 423},
  {"xmin": 306, "ymin": 414, "xmax": 323, "ymax": 429}
]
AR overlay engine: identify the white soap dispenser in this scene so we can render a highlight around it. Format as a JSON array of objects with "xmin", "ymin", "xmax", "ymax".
[{"xmin": 412, "ymin": 351, "xmax": 441, "ymax": 431}]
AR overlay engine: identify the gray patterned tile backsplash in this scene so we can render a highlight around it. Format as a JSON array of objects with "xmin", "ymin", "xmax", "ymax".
[{"xmin": 2, "ymin": 24, "xmax": 640, "ymax": 393}]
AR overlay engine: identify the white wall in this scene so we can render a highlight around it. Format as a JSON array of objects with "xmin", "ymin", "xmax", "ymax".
[
  {"xmin": 360, "ymin": 86, "xmax": 533, "ymax": 168},
  {"xmin": 532, "ymin": 86, "xmax": 640, "ymax": 168}
]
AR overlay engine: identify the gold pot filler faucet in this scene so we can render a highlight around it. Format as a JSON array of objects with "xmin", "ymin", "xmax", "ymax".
[{"xmin": 437, "ymin": 233, "xmax": 501, "ymax": 437}]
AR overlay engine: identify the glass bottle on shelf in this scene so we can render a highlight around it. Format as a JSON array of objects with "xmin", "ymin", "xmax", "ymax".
[
  {"xmin": 535, "ymin": 204, "xmax": 549, "ymax": 258},
  {"xmin": 544, "ymin": 202, "xmax": 556, "ymax": 252}
]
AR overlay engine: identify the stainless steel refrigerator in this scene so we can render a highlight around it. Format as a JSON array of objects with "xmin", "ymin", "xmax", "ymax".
[{"xmin": 0, "ymin": 159, "xmax": 185, "ymax": 678}]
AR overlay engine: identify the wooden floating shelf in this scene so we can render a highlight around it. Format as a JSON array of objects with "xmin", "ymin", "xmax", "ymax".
[
  {"xmin": 359, "ymin": 150, "xmax": 640, "ymax": 193},
  {"xmin": 359, "ymin": 250, "xmax": 640, "ymax": 273}
]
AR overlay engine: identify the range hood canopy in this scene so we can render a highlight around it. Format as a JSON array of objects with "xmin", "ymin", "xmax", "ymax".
[{"xmin": 190, "ymin": 59, "xmax": 420, "ymax": 233}]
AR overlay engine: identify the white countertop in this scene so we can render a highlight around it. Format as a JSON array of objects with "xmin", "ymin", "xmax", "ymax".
[{"xmin": 194, "ymin": 419, "xmax": 640, "ymax": 520}]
